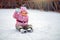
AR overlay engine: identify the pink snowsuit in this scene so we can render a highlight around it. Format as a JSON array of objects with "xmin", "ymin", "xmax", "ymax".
[{"xmin": 13, "ymin": 7, "xmax": 28, "ymax": 27}]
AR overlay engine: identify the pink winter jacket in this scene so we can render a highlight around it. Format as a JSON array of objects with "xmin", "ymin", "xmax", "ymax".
[{"xmin": 13, "ymin": 11, "xmax": 28, "ymax": 26}]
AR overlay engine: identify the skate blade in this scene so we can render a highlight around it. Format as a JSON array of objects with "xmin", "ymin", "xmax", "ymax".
[
  {"xmin": 27, "ymin": 29, "xmax": 33, "ymax": 33},
  {"xmin": 21, "ymin": 30, "xmax": 27, "ymax": 33}
]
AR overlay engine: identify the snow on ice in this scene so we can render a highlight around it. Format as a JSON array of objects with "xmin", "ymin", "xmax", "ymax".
[{"xmin": 0, "ymin": 9, "xmax": 60, "ymax": 40}]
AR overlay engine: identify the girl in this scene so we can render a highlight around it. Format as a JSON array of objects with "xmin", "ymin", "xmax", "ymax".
[{"xmin": 13, "ymin": 7, "xmax": 32, "ymax": 33}]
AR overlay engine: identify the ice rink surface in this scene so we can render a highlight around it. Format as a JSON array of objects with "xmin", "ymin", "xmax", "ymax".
[{"xmin": 0, "ymin": 9, "xmax": 60, "ymax": 40}]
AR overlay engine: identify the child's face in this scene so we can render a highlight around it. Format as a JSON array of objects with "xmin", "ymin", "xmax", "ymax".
[{"xmin": 21, "ymin": 11, "xmax": 27, "ymax": 16}]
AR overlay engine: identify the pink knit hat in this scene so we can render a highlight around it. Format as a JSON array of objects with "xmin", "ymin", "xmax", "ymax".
[{"xmin": 20, "ymin": 7, "xmax": 27, "ymax": 13}]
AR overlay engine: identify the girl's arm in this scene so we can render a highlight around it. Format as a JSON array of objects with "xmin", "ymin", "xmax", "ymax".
[
  {"xmin": 13, "ymin": 8, "xmax": 19, "ymax": 19},
  {"xmin": 13, "ymin": 11, "xmax": 18, "ymax": 19}
]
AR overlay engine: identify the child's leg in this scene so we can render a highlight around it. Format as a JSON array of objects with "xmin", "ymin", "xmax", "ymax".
[
  {"xmin": 22, "ymin": 25, "xmax": 30, "ymax": 30},
  {"xmin": 27, "ymin": 25, "xmax": 33, "ymax": 32},
  {"xmin": 27, "ymin": 25, "xmax": 32, "ymax": 28},
  {"xmin": 15, "ymin": 24, "xmax": 23, "ymax": 31},
  {"xmin": 23, "ymin": 25, "xmax": 32, "ymax": 30}
]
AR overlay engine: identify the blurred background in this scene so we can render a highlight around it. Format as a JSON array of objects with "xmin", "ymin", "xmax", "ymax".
[{"xmin": 0, "ymin": 0, "xmax": 60, "ymax": 12}]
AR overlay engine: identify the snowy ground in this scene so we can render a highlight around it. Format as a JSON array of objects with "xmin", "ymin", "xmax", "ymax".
[{"xmin": 0, "ymin": 9, "xmax": 60, "ymax": 40}]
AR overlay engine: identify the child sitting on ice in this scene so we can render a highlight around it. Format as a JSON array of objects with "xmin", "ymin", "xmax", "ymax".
[{"xmin": 13, "ymin": 7, "xmax": 33, "ymax": 33}]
